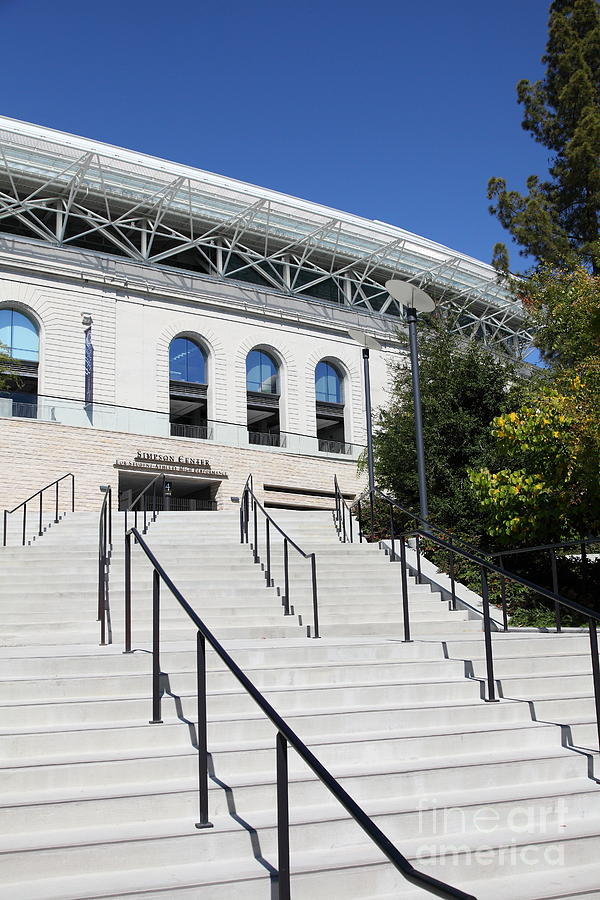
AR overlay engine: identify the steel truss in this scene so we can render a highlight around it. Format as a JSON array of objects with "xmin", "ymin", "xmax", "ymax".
[{"xmin": 0, "ymin": 121, "xmax": 532, "ymax": 357}]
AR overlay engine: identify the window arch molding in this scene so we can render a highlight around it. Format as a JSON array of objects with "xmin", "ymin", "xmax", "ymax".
[
  {"xmin": 169, "ymin": 333, "xmax": 209, "ymax": 385},
  {"xmin": 235, "ymin": 337, "xmax": 295, "ymax": 433},
  {"xmin": 246, "ymin": 346, "xmax": 281, "ymax": 395},
  {"xmin": 306, "ymin": 349, "xmax": 359, "ymax": 447},
  {"xmin": 0, "ymin": 301, "xmax": 43, "ymax": 406},
  {"xmin": 315, "ymin": 358, "xmax": 345, "ymax": 405},
  {"xmin": 158, "ymin": 323, "xmax": 225, "ymax": 425},
  {"xmin": 243, "ymin": 342, "xmax": 289, "ymax": 441},
  {"xmin": 0, "ymin": 301, "xmax": 43, "ymax": 360}
]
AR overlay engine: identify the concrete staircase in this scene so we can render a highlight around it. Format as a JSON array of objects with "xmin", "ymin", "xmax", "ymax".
[{"xmin": 1, "ymin": 508, "xmax": 599, "ymax": 898}]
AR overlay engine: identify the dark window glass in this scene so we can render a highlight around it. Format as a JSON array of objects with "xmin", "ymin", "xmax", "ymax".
[
  {"xmin": 169, "ymin": 337, "xmax": 206, "ymax": 383},
  {"xmin": 315, "ymin": 361, "xmax": 342, "ymax": 404},
  {"xmin": 246, "ymin": 349, "xmax": 278, "ymax": 393}
]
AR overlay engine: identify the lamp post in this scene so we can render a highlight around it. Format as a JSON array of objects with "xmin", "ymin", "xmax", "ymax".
[
  {"xmin": 347, "ymin": 328, "xmax": 382, "ymax": 535},
  {"xmin": 385, "ymin": 280, "xmax": 435, "ymax": 533}
]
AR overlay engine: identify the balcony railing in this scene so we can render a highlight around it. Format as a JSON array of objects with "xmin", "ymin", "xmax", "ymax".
[
  {"xmin": 170, "ymin": 422, "xmax": 212, "ymax": 441},
  {"xmin": 248, "ymin": 431, "xmax": 286, "ymax": 448},
  {"xmin": 318, "ymin": 438, "xmax": 352, "ymax": 455},
  {"xmin": 4, "ymin": 400, "xmax": 38, "ymax": 419},
  {"xmin": 0, "ymin": 392, "xmax": 364, "ymax": 458}
]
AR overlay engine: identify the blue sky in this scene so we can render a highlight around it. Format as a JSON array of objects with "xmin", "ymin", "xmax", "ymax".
[{"xmin": 1, "ymin": 0, "xmax": 550, "ymax": 270}]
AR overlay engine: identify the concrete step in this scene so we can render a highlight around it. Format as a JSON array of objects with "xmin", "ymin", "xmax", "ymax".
[{"xmin": 3, "ymin": 506, "xmax": 600, "ymax": 897}]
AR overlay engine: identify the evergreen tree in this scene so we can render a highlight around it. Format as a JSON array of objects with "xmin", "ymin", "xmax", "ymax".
[
  {"xmin": 488, "ymin": 0, "xmax": 600, "ymax": 273},
  {"xmin": 371, "ymin": 324, "xmax": 523, "ymax": 539}
]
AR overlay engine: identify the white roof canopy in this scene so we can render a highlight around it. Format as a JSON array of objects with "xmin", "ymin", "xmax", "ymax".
[{"xmin": 0, "ymin": 116, "xmax": 531, "ymax": 356}]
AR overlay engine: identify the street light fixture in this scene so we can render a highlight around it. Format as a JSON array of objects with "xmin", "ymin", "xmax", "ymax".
[
  {"xmin": 385, "ymin": 280, "xmax": 435, "ymax": 533},
  {"xmin": 347, "ymin": 327, "xmax": 382, "ymax": 534}
]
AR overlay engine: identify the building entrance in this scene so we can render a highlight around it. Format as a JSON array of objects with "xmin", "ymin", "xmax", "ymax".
[{"xmin": 117, "ymin": 471, "xmax": 218, "ymax": 511}]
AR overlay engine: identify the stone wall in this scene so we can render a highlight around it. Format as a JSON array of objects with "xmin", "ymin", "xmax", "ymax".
[{"xmin": 0, "ymin": 417, "xmax": 365, "ymax": 516}]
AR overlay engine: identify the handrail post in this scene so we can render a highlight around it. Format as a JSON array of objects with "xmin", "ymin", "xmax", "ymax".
[
  {"xmin": 108, "ymin": 487, "xmax": 112, "ymax": 547},
  {"xmin": 283, "ymin": 539, "xmax": 290, "ymax": 615},
  {"xmin": 143, "ymin": 493, "xmax": 148, "ymax": 535},
  {"xmin": 150, "ymin": 569, "xmax": 163, "ymax": 723},
  {"xmin": 369, "ymin": 488, "xmax": 375, "ymax": 539},
  {"xmin": 349, "ymin": 501, "xmax": 353, "ymax": 543},
  {"xmin": 195, "ymin": 630, "xmax": 213, "ymax": 830},
  {"xmin": 480, "ymin": 567, "xmax": 498, "ymax": 702},
  {"xmin": 266, "ymin": 518, "xmax": 271, "ymax": 587},
  {"xmin": 415, "ymin": 534, "xmax": 422, "ymax": 583},
  {"xmin": 55, "ymin": 480, "xmax": 59, "ymax": 524},
  {"xmin": 399, "ymin": 539, "xmax": 411, "ymax": 643},
  {"xmin": 3, "ymin": 509, "xmax": 7, "ymax": 547},
  {"xmin": 244, "ymin": 488, "xmax": 250, "ymax": 542},
  {"xmin": 98, "ymin": 514, "xmax": 103, "ymax": 625},
  {"xmin": 388, "ymin": 501, "xmax": 395, "ymax": 562},
  {"xmin": 498, "ymin": 554, "xmax": 508, "ymax": 631},
  {"xmin": 550, "ymin": 549, "xmax": 561, "ymax": 633},
  {"xmin": 588, "ymin": 619, "xmax": 600, "ymax": 753},
  {"xmin": 276, "ymin": 732, "xmax": 291, "ymax": 900},
  {"xmin": 449, "ymin": 536, "xmax": 457, "ymax": 612},
  {"xmin": 357, "ymin": 499, "xmax": 363, "ymax": 543},
  {"xmin": 22, "ymin": 504, "xmax": 26, "ymax": 546},
  {"xmin": 124, "ymin": 530, "xmax": 132, "ymax": 653},
  {"xmin": 71, "ymin": 474, "xmax": 75, "ymax": 512},
  {"xmin": 310, "ymin": 554, "xmax": 320, "ymax": 639},
  {"xmin": 98, "ymin": 507, "xmax": 105, "ymax": 645},
  {"xmin": 38, "ymin": 491, "xmax": 43, "ymax": 537},
  {"xmin": 253, "ymin": 496, "xmax": 259, "ymax": 563},
  {"xmin": 334, "ymin": 479, "xmax": 339, "ymax": 530}
]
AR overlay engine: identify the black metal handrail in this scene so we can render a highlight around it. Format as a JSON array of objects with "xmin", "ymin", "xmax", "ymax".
[
  {"xmin": 98, "ymin": 486, "xmax": 112, "ymax": 646},
  {"xmin": 488, "ymin": 536, "xmax": 600, "ymax": 633},
  {"xmin": 339, "ymin": 483, "xmax": 600, "ymax": 749},
  {"xmin": 399, "ymin": 525, "xmax": 600, "ymax": 739},
  {"xmin": 2, "ymin": 473, "xmax": 75, "ymax": 547},
  {"xmin": 346, "ymin": 482, "xmax": 487, "ymax": 563},
  {"xmin": 333, "ymin": 474, "xmax": 357, "ymax": 543},
  {"xmin": 124, "ymin": 472, "xmax": 166, "ymax": 535},
  {"xmin": 123, "ymin": 524, "xmax": 476, "ymax": 900},
  {"xmin": 489, "ymin": 536, "xmax": 600, "ymax": 558},
  {"xmin": 352, "ymin": 481, "xmax": 599, "ymax": 634},
  {"xmin": 240, "ymin": 475, "xmax": 320, "ymax": 638}
]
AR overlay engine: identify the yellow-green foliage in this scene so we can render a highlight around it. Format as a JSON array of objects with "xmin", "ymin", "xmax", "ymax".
[{"xmin": 469, "ymin": 268, "xmax": 600, "ymax": 542}]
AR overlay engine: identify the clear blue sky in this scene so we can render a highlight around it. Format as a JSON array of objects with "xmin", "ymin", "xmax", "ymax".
[{"xmin": 1, "ymin": 0, "xmax": 550, "ymax": 271}]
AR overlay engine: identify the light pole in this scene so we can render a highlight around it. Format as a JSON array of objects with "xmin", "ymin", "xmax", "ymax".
[
  {"xmin": 385, "ymin": 280, "xmax": 435, "ymax": 533},
  {"xmin": 347, "ymin": 328, "xmax": 381, "ymax": 535}
]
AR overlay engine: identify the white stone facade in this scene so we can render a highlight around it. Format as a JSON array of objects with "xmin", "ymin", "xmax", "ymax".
[{"xmin": 0, "ymin": 239, "xmax": 400, "ymax": 513}]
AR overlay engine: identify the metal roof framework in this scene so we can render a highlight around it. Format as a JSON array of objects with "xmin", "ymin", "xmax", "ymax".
[{"xmin": 0, "ymin": 119, "xmax": 532, "ymax": 357}]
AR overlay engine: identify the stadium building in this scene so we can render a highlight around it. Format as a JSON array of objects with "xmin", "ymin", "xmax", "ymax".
[{"xmin": 0, "ymin": 116, "xmax": 531, "ymax": 516}]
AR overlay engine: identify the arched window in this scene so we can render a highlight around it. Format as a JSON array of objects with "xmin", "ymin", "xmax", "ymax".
[
  {"xmin": 169, "ymin": 337, "xmax": 206, "ymax": 384},
  {"xmin": 246, "ymin": 348, "xmax": 282, "ymax": 446},
  {"xmin": 246, "ymin": 349, "xmax": 278, "ymax": 394},
  {"xmin": 168, "ymin": 336, "xmax": 209, "ymax": 441},
  {"xmin": 315, "ymin": 361, "xmax": 342, "ymax": 404},
  {"xmin": 0, "ymin": 308, "xmax": 39, "ymax": 361},
  {"xmin": 0, "ymin": 307, "xmax": 39, "ymax": 417},
  {"xmin": 315, "ymin": 359, "xmax": 347, "ymax": 454}
]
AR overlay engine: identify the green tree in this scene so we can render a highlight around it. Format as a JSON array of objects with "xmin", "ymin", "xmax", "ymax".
[
  {"xmin": 0, "ymin": 342, "xmax": 12, "ymax": 392},
  {"xmin": 488, "ymin": 0, "xmax": 600, "ymax": 273},
  {"xmin": 469, "ymin": 268, "xmax": 600, "ymax": 542},
  {"xmin": 372, "ymin": 324, "xmax": 523, "ymax": 538},
  {"xmin": 526, "ymin": 265, "xmax": 600, "ymax": 365}
]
